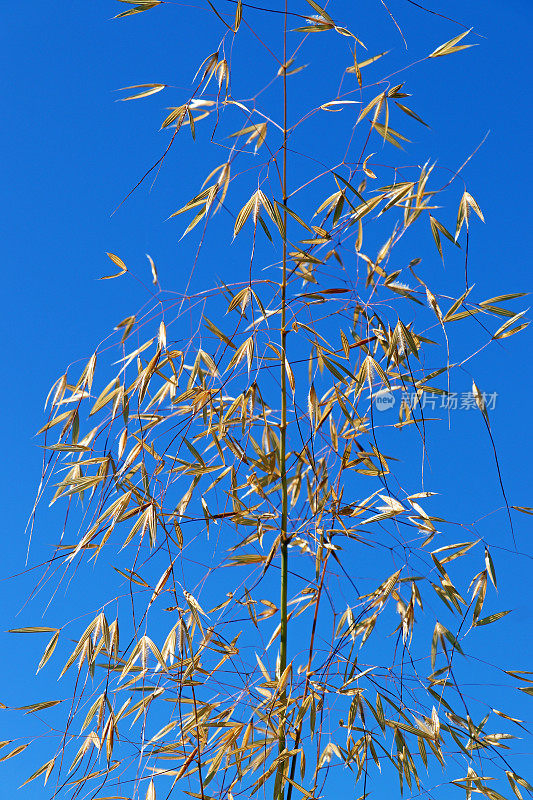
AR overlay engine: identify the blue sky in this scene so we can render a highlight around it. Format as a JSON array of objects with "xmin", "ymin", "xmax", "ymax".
[{"xmin": 1, "ymin": 0, "xmax": 533, "ymax": 796}]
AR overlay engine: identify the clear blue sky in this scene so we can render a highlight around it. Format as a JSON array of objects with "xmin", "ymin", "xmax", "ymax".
[{"xmin": 1, "ymin": 0, "xmax": 532, "ymax": 796}]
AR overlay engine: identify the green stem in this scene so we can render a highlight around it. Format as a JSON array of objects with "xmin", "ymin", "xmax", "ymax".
[
  {"xmin": 285, "ymin": 552, "xmax": 329, "ymax": 800},
  {"xmin": 277, "ymin": 1, "xmax": 289, "ymax": 797}
]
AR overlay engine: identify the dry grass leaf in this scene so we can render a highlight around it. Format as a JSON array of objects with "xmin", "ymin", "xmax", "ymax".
[
  {"xmin": 114, "ymin": 1, "xmax": 162, "ymax": 19},
  {"xmin": 117, "ymin": 83, "xmax": 165, "ymax": 101},
  {"xmin": 160, "ymin": 105, "xmax": 187, "ymax": 130},
  {"xmin": 429, "ymin": 29, "xmax": 473, "ymax": 58},
  {"xmin": 101, "ymin": 252, "xmax": 128, "ymax": 279}
]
